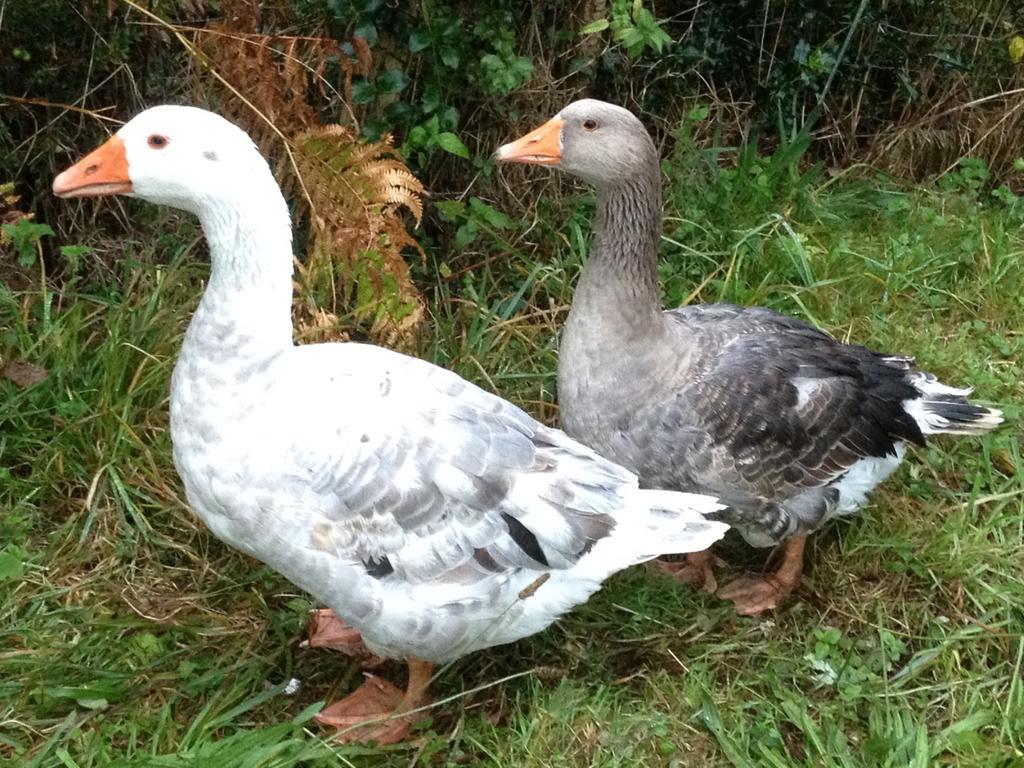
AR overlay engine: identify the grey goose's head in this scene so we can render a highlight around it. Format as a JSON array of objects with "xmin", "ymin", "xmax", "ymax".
[{"xmin": 497, "ymin": 99, "xmax": 658, "ymax": 187}]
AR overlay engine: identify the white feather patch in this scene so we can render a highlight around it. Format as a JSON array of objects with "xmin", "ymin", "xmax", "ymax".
[
  {"xmin": 829, "ymin": 444, "xmax": 906, "ymax": 517},
  {"xmin": 901, "ymin": 372, "xmax": 1003, "ymax": 435}
]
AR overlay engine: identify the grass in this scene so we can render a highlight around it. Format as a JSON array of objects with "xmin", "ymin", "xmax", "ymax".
[{"xmin": 1, "ymin": 144, "xmax": 1022, "ymax": 767}]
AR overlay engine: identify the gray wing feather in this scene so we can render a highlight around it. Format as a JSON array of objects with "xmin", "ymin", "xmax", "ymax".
[
  {"xmin": 624, "ymin": 305, "xmax": 925, "ymax": 535},
  {"xmin": 283, "ymin": 345, "xmax": 620, "ymax": 584}
]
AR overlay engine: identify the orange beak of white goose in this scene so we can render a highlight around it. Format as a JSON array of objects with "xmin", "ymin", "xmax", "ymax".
[
  {"xmin": 496, "ymin": 117, "xmax": 564, "ymax": 165},
  {"xmin": 52, "ymin": 135, "xmax": 132, "ymax": 198}
]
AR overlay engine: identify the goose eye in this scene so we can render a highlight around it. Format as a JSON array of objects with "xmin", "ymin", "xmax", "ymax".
[
  {"xmin": 147, "ymin": 134, "xmax": 169, "ymax": 149},
  {"xmin": 582, "ymin": 119, "xmax": 599, "ymax": 131}
]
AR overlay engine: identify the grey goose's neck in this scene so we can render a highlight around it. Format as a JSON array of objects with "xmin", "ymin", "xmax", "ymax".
[
  {"xmin": 182, "ymin": 190, "xmax": 295, "ymax": 366},
  {"xmin": 573, "ymin": 166, "xmax": 663, "ymax": 333}
]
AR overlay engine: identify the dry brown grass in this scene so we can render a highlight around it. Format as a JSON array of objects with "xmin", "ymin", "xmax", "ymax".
[{"xmin": 868, "ymin": 69, "xmax": 1024, "ymax": 184}]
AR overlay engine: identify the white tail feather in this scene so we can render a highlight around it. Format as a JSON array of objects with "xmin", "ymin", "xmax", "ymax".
[
  {"xmin": 903, "ymin": 372, "xmax": 1003, "ymax": 436},
  {"xmin": 908, "ymin": 401, "xmax": 1004, "ymax": 435},
  {"xmin": 574, "ymin": 489, "xmax": 727, "ymax": 580}
]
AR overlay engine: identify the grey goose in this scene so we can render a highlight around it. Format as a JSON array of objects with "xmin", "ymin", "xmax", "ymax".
[{"xmin": 498, "ymin": 99, "xmax": 1003, "ymax": 615}]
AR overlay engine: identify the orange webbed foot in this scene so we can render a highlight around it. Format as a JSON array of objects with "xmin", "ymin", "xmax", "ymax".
[
  {"xmin": 717, "ymin": 535, "xmax": 806, "ymax": 616},
  {"xmin": 304, "ymin": 608, "xmax": 384, "ymax": 669},
  {"xmin": 656, "ymin": 550, "xmax": 725, "ymax": 594},
  {"xmin": 315, "ymin": 658, "xmax": 434, "ymax": 745}
]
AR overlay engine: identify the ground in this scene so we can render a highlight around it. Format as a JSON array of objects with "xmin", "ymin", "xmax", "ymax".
[{"xmin": 1, "ymin": 156, "xmax": 1022, "ymax": 766}]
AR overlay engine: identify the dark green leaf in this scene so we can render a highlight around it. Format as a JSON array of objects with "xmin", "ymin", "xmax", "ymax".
[
  {"xmin": 351, "ymin": 78, "xmax": 376, "ymax": 104},
  {"xmin": 440, "ymin": 47, "xmax": 460, "ymax": 68},
  {"xmin": 408, "ymin": 29, "xmax": 430, "ymax": 53},
  {"xmin": 377, "ymin": 68, "xmax": 408, "ymax": 94},
  {"xmin": 353, "ymin": 21, "xmax": 378, "ymax": 46},
  {"xmin": 469, "ymin": 197, "xmax": 512, "ymax": 229},
  {"xmin": 454, "ymin": 220, "xmax": 478, "ymax": 249},
  {"xmin": 435, "ymin": 200, "xmax": 466, "ymax": 220},
  {"xmin": 58, "ymin": 244, "xmax": 93, "ymax": 258},
  {"xmin": 436, "ymin": 132, "xmax": 469, "ymax": 159},
  {"xmin": 580, "ymin": 19, "xmax": 610, "ymax": 35},
  {"xmin": 0, "ymin": 551, "xmax": 23, "ymax": 581}
]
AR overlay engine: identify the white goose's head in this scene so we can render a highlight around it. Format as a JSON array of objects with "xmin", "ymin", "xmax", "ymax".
[{"xmin": 53, "ymin": 105, "xmax": 276, "ymax": 216}]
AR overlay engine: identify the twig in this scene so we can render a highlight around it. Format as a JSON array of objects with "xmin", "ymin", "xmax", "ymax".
[{"xmin": 0, "ymin": 96, "xmax": 120, "ymax": 123}]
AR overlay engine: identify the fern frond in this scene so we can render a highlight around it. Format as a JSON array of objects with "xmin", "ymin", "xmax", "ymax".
[
  {"xmin": 377, "ymin": 169, "xmax": 426, "ymax": 224},
  {"xmin": 188, "ymin": 10, "xmax": 426, "ymax": 348}
]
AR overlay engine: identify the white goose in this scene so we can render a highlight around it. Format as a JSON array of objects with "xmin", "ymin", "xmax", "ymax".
[{"xmin": 53, "ymin": 106, "xmax": 727, "ymax": 744}]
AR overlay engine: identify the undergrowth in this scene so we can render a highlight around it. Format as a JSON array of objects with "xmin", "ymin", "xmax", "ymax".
[{"xmin": 1, "ymin": 138, "xmax": 1022, "ymax": 766}]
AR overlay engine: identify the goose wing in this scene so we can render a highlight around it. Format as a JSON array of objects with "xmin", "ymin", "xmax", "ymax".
[
  {"xmin": 659, "ymin": 305, "xmax": 924, "ymax": 498},
  {"xmin": 276, "ymin": 342, "xmax": 651, "ymax": 583}
]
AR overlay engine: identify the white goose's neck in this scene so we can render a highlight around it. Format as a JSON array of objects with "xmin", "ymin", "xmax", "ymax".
[{"xmin": 183, "ymin": 182, "xmax": 295, "ymax": 365}]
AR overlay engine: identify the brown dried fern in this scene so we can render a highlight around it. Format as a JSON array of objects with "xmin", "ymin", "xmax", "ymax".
[
  {"xmin": 187, "ymin": 1, "xmax": 426, "ymax": 348},
  {"xmin": 294, "ymin": 125, "xmax": 425, "ymax": 347}
]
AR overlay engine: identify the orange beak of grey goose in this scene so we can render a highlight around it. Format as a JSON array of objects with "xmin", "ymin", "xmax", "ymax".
[
  {"xmin": 496, "ymin": 117, "xmax": 564, "ymax": 165},
  {"xmin": 53, "ymin": 135, "xmax": 132, "ymax": 198}
]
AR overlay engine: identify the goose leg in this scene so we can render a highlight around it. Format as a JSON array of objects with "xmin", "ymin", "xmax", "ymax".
[
  {"xmin": 656, "ymin": 550, "xmax": 724, "ymax": 593},
  {"xmin": 315, "ymin": 658, "xmax": 434, "ymax": 745},
  {"xmin": 717, "ymin": 535, "xmax": 806, "ymax": 616},
  {"xmin": 304, "ymin": 608, "xmax": 384, "ymax": 668}
]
